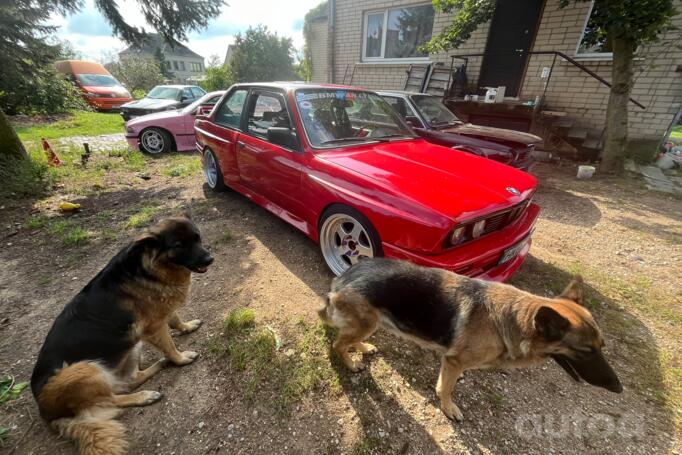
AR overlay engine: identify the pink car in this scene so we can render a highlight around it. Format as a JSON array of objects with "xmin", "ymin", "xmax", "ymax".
[{"xmin": 125, "ymin": 91, "xmax": 225, "ymax": 154}]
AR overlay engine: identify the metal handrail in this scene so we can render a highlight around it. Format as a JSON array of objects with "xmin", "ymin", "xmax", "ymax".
[{"xmin": 448, "ymin": 51, "xmax": 646, "ymax": 110}]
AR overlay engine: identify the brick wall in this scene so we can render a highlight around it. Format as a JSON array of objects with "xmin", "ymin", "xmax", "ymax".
[
  {"xmin": 309, "ymin": 19, "xmax": 329, "ymax": 83},
  {"xmin": 324, "ymin": 0, "xmax": 682, "ymax": 140}
]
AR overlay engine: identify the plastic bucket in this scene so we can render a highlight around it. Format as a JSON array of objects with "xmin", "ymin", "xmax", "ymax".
[{"xmin": 577, "ymin": 165, "xmax": 596, "ymax": 179}]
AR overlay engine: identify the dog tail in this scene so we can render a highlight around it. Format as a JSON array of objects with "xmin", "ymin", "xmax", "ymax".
[
  {"xmin": 317, "ymin": 292, "xmax": 337, "ymax": 323},
  {"xmin": 37, "ymin": 361, "xmax": 127, "ymax": 455},
  {"xmin": 52, "ymin": 408, "xmax": 127, "ymax": 455}
]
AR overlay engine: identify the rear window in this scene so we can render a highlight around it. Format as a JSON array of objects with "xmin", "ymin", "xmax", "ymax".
[{"xmin": 77, "ymin": 74, "xmax": 119, "ymax": 87}]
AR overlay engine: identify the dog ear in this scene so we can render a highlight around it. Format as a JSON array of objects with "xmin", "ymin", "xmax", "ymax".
[
  {"xmin": 534, "ymin": 306, "xmax": 570, "ymax": 342},
  {"xmin": 131, "ymin": 232, "xmax": 160, "ymax": 254},
  {"xmin": 558, "ymin": 275, "xmax": 584, "ymax": 306}
]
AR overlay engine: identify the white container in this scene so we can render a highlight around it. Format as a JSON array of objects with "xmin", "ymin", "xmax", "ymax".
[
  {"xmin": 484, "ymin": 88, "xmax": 497, "ymax": 103},
  {"xmin": 495, "ymin": 86, "xmax": 506, "ymax": 102},
  {"xmin": 577, "ymin": 165, "xmax": 596, "ymax": 179}
]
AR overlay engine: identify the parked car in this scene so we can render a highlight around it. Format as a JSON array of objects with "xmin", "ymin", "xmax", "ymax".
[
  {"xmin": 55, "ymin": 60, "xmax": 132, "ymax": 110},
  {"xmin": 378, "ymin": 91, "xmax": 542, "ymax": 170},
  {"xmin": 195, "ymin": 83, "xmax": 540, "ymax": 279},
  {"xmin": 125, "ymin": 91, "xmax": 225, "ymax": 154},
  {"xmin": 120, "ymin": 85, "xmax": 206, "ymax": 121}
]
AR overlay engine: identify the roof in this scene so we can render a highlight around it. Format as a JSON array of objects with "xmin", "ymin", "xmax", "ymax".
[
  {"xmin": 232, "ymin": 82, "xmax": 377, "ymax": 92},
  {"xmin": 55, "ymin": 60, "xmax": 109, "ymax": 75},
  {"xmin": 153, "ymin": 84, "xmax": 203, "ymax": 89},
  {"xmin": 120, "ymin": 33, "xmax": 203, "ymax": 60},
  {"xmin": 375, "ymin": 90, "xmax": 437, "ymax": 97}
]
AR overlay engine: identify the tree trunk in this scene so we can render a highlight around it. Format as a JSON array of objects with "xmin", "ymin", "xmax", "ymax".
[
  {"xmin": 600, "ymin": 36, "xmax": 636, "ymax": 173},
  {"xmin": 0, "ymin": 109, "xmax": 27, "ymax": 160}
]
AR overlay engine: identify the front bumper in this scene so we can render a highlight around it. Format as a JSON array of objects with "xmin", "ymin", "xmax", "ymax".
[
  {"xmin": 88, "ymin": 97, "xmax": 132, "ymax": 110},
  {"xmin": 383, "ymin": 202, "xmax": 540, "ymax": 282},
  {"xmin": 125, "ymin": 134, "xmax": 140, "ymax": 151}
]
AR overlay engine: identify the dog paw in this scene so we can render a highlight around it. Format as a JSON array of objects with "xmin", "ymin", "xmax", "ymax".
[
  {"xmin": 346, "ymin": 359, "xmax": 366, "ymax": 373},
  {"xmin": 441, "ymin": 401, "xmax": 464, "ymax": 422},
  {"xmin": 359, "ymin": 343, "xmax": 378, "ymax": 355},
  {"xmin": 175, "ymin": 351, "xmax": 199, "ymax": 365},
  {"xmin": 140, "ymin": 390, "xmax": 163, "ymax": 405},
  {"xmin": 181, "ymin": 319, "xmax": 202, "ymax": 334}
]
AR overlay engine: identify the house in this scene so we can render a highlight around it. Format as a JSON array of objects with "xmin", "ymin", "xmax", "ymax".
[
  {"xmin": 119, "ymin": 33, "xmax": 205, "ymax": 84},
  {"xmin": 306, "ymin": 0, "xmax": 682, "ymax": 155}
]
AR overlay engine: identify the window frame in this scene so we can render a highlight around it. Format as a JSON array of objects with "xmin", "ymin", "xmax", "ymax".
[
  {"xmin": 213, "ymin": 87, "xmax": 250, "ymax": 131},
  {"xmin": 361, "ymin": 2, "xmax": 434, "ymax": 64},
  {"xmin": 243, "ymin": 89, "xmax": 301, "ymax": 153},
  {"xmin": 575, "ymin": 1, "xmax": 613, "ymax": 61}
]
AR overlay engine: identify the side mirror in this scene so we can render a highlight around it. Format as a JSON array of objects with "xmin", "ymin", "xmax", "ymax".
[
  {"xmin": 267, "ymin": 127, "xmax": 298, "ymax": 150},
  {"xmin": 195, "ymin": 105, "xmax": 212, "ymax": 116},
  {"xmin": 404, "ymin": 116, "xmax": 422, "ymax": 128},
  {"xmin": 181, "ymin": 96, "xmax": 188, "ymax": 102},
  {"xmin": 195, "ymin": 113, "xmax": 208, "ymax": 121}
]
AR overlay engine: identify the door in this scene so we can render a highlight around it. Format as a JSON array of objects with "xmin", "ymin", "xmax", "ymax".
[
  {"xmin": 478, "ymin": 0, "xmax": 544, "ymax": 97},
  {"xmin": 237, "ymin": 90, "xmax": 304, "ymax": 216}
]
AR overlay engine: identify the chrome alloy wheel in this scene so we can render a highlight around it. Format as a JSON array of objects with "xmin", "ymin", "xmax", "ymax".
[
  {"xmin": 140, "ymin": 129, "xmax": 165, "ymax": 154},
  {"xmin": 320, "ymin": 213, "xmax": 374, "ymax": 276},
  {"xmin": 203, "ymin": 151, "xmax": 218, "ymax": 188}
]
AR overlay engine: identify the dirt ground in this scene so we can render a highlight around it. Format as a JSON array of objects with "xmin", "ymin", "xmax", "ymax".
[{"xmin": 0, "ymin": 154, "xmax": 680, "ymax": 455}]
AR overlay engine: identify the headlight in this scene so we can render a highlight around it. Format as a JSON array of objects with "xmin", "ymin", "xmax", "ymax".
[
  {"xmin": 472, "ymin": 220, "xmax": 486, "ymax": 238},
  {"xmin": 125, "ymin": 126, "xmax": 135, "ymax": 133},
  {"xmin": 450, "ymin": 226, "xmax": 466, "ymax": 245}
]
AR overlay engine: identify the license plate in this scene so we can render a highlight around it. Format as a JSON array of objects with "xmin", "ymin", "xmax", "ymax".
[{"xmin": 498, "ymin": 237, "xmax": 528, "ymax": 265}]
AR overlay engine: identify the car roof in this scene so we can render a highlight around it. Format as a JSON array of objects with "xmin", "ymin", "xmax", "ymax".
[
  {"xmin": 376, "ymin": 90, "xmax": 438, "ymax": 97},
  {"xmin": 231, "ymin": 82, "xmax": 377, "ymax": 92},
  {"xmin": 153, "ymin": 85, "xmax": 203, "ymax": 89}
]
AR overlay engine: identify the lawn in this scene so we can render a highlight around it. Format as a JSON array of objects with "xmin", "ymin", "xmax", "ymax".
[
  {"xmin": 13, "ymin": 110, "xmax": 124, "ymax": 143},
  {"xmin": 672, "ymin": 124, "xmax": 682, "ymax": 141}
]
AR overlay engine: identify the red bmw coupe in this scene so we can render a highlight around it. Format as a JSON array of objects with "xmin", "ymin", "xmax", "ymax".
[{"xmin": 195, "ymin": 83, "xmax": 539, "ymax": 279}]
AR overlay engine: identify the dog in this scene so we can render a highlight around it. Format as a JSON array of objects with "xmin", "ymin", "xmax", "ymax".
[
  {"xmin": 319, "ymin": 258, "xmax": 622, "ymax": 421},
  {"xmin": 31, "ymin": 214, "xmax": 214, "ymax": 455}
]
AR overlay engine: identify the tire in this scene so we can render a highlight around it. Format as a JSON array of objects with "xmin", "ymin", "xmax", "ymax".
[
  {"xmin": 318, "ymin": 205, "xmax": 383, "ymax": 276},
  {"xmin": 140, "ymin": 127, "xmax": 172, "ymax": 154},
  {"xmin": 202, "ymin": 148, "xmax": 226, "ymax": 192}
]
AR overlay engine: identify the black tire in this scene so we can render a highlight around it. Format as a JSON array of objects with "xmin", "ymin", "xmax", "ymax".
[
  {"xmin": 139, "ymin": 127, "xmax": 172, "ymax": 154},
  {"xmin": 202, "ymin": 148, "xmax": 226, "ymax": 192},
  {"xmin": 318, "ymin": 204, "xmax": 383, "ymax": 276}
]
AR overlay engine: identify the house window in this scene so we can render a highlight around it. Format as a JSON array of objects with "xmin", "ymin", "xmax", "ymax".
[
  {"xmin": 363, "ymin": 3, "xmax": 435, "ymax": 62},
  {"xmin": 576, "ymin": 3, "xmax": 612, "ymax": 58},
  {"xmin": 173, "ymin": 61, "xmax": 179, "ymax": 70},
  {"xmin": 179, "ymin": 61, "xmax": 186, "ymax": 71}
]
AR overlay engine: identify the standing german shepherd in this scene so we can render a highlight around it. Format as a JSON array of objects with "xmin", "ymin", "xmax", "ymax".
[
  {"xmin": 319, "ymin": 258, "xmax": 622, "ymax": 421},
  {"xmin": 31, "ymin": 215, "xmax": 214, "ymax": 455}
]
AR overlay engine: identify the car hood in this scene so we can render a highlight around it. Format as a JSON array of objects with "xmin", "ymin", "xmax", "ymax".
[
  {"xmin": 122, "ymin": 98, "xmax": 179, "ymax": 109},
  {"xmin": 441, "ymin": 123, "xmax": 542, "ymax": 145},
  {"xmin": 126, "ymin": 109, "xmax": 184, "ymax": 127},
  {"xmin": 317, "ymin": 139, "xmax": 536, "ymax": 221},
  {"xmin": 82, "ymin": 85, "xmax": 130, "ymax": 97}
]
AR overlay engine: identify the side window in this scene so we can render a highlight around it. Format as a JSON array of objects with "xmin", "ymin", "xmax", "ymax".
[
  {"xmin": 214, "ymin": 89, "xmax": 248, "ymax": 129},
  {"xmin": 191, "ymin": 87, "xmax": 204, "ymax": 98},
  {"xmin": 246, "ymin": 93, "xmax": 289, "ymax": 138},
  {"xmin": 383, "ymin": 96, "xmax": 409, "ymax": 119}
]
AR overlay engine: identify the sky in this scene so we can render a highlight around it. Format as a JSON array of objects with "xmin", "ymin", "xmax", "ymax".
[{"xmin": 51, "ymin": 0, "xmax": 322, "ymax": 64}]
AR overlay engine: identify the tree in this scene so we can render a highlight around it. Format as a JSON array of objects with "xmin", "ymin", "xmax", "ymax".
[
  {"xmin": 154, "ymin": 47, "xmax": 174, "ymax": 80},
  {"xmin": 423, "ymin": 0, "xmax": 677, "ymax": 172},
  {"xmin": 229, "ymin": 25, "xmax": 297, "ymax": 82},
  {"xmin": 199, "ymin": 55, "xmax": 233, "ymax": 92},
  {"xmin": 0, "ymin": 0, "xmax": 224, "ymax": 161},
  {"xmin": 107, "ymin": 55, "xmax": 164, "ymax": 92}
]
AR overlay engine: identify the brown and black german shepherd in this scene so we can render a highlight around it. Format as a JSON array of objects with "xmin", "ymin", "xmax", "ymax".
[
  {"xmin": 319, "ymin": 258, "xmax": 623, "ymax": 421},
  {"xmin": 31, "ymin": 215, "xmax": 214, "ymax": 455}
]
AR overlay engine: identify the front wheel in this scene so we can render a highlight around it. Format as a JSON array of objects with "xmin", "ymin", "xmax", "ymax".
[
  {"xmin": 140, "ymin": 128, "xmax": 171, "ymax": 154},
  {"xmin": 319, "ymin": 205, "xmax": 382, "ymax": 276},
  {"xmin": 202, "ymin": 149, "xmax": 225, "ymax": 191}
]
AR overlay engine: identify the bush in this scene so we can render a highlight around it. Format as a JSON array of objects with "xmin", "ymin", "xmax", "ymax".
[
  {"xmin": 132, "ymin": 89, "xmax": 146, "ymax": 100},
  {"xmin": 0, "ymin": 70, "xmax": 89, "ymax": 115}
]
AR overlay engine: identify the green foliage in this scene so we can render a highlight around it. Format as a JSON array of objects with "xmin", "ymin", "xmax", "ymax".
[
  {"xmin": 126, "ymin": 205, "xmax": 160, "ymax": 229},
  {"xmin": 0, "ymin": 375, "xmax": 29, "ymax": 404},
  {"xmin": 302, "ymin": 2, "xmax": 329, "ymax": 81},
  {"xmin": 0, "ymin": 152, "xmax": 52, "ymax": 200},
  {"xmin": 672, "ymin": 125, "xmax": 682, "ymax": 141},
  {"xmin": 229, "ymin": 25, "xmax": 297, "ymax": 82},
  {"xmin": 199, "ymin": 55, "xmax": 234, "ymax": 92},
  {"xmin": 421, "ymin": 0, "xmax": 496, "ymax": 53},
  {"xmin": 107, "ymin": 55, "xmax": 164, "ymax": 93},
  {"xmin": 14, "ymin": 111, "xmax": 124, "ymax": 144},
  {"xmin": 132, "ymin": 89, "xmax": 146, "ymax": 100},
  {"xmin": 1, "ymin": 69, "xmax": 89, "ymax": 116}
]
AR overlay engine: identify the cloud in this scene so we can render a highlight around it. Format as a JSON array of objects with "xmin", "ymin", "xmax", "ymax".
[{"xmin": 65, "ymin": 7, "xmax": 112, "ymax": 36}]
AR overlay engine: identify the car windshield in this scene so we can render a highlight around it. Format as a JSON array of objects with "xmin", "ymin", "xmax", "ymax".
[
  {"xmin": 147, "ymin": 87, "xmax": 181, "ymax": 100},
  {"xmin": 410, "ymin": 95, "xmax": 461, "ymax": 127},
  {"xmin": 183, "ymin": 92, "xmax": 223, "ymax": 114},
  {"xmin": 77, "ymin": 74, "xmax": 119, "ymax": 87},
  {"xmin": 296, "ymin": 89, "xmax": 415, "ymax": 148}
]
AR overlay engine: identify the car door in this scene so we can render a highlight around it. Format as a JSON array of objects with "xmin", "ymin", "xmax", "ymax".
[
  {"xmin": 179, "ymin": 94, "xmax": 223, "ymax": 150},
  {"xmin": 199, "ymin": 88, "xmax": 249, "ymax": 185},
  {"xmin": 236, "ymin": 89, "xmax": 305, "ymax": 217}
]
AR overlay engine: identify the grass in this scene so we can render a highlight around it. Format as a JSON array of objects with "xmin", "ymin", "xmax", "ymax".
[
  {"xmin": 0, "ymin": 152, "xmax": 52, "ymax": 200},
  {"xmin": 209, "ymin": 309, "xmax": 340, "ymax": 415},
  {"xmin": 0, "ymin": 375, "xmax": 28, "ymax": 405},
  {"xmin": 14, "ymin": 110, "xmax": 124, "ymax": 143},
  {"xmin": 671, "ymin": 125, "xmax": 682, "ymax": 141},
  {"xmin": 126, "ymin": 205, "xmax": 160, "ymax": 229},
  {"xmin": 25, "ymin": 214, "xmax": 47, "ymax": 229},
  {"xmin": 46, "ymin": 219, "xmax": 91, "ymax": 245},
  {"xmin": 214, "ymin": 230, "xmax": 233, "ymax": 245}
]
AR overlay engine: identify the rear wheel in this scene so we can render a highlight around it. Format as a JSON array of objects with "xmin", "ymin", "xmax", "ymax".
[
  {"xmin": 319, "ymin": 205, "xmax": 382, "ymax": 276},
  {"xmin": 140, "ymin": 128, "xmax": 171, "ymax": 154},
  {"xmin": 202, "ymin": 149, "xmax": 225, "ymax": 191}
]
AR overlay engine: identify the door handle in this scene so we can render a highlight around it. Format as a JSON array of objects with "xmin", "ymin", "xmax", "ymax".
[{"xmin": 236, "ymin": 141, "xmax": 245, "ymax": 148}]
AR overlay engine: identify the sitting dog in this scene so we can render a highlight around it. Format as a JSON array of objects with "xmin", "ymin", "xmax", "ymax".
[
  {"xmin": 31, "ymin": 215, "xmax": 214, "ymax": 455},
  {"xmin": 319, "ymin": 258, "xmax": 622, "ymax": 421}
]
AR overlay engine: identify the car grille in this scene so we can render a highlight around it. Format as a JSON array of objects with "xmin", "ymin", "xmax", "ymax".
[{"xmin": 482, "ymin": 200, "xmax": 530, "ymax": 235}]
